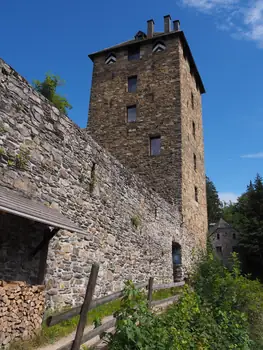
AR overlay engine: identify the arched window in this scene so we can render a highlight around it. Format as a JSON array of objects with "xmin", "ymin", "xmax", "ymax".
[
  {"xmin": 152, "ymin": 41, "xmax": 166, "ymax": 53},
  {"xmin": 172, "ymin": 242, "xmax": 182, "ymax": 265},
  {"xmin": 105, "ymin": 53, "xmax": 116, "ymax": 65}
]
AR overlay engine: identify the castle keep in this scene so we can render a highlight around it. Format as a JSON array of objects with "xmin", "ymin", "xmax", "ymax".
[
  {"xmin": 0, "ymin": 14, "xmax": 207, "ymax": 346},
  {"xmin": 88, "ymin": 15, "xmax": 207, "ymax": 244}
]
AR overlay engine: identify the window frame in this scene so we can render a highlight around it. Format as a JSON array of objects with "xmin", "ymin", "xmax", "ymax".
[
  {"xmin": 192, "ymin": 121, "xmax": 196, "ymax": 139},
  {"xmin": 216, "ymin": 246, "xmax": 222, "ymax": 254},
  {"xmin": 194, "ymin": 153, "xmax": 197, "ymax": 171},
  {"xmin": 150, "ymin": 136, "xmax": 161, "ymax": 156},
  {"xmin": 128, "ymin": 76, "xmax": 137, "ymax": 93},
  {"xmin": 128, "ymin": 46, "xmax": 140, "ymax": 61},
  {"xmin": 127, "ymin": 105, "xmax": 137, "ymax": 123},
  {"xmin": 195, "ymin": 186, "xmax": 198, "ymax": 202}
]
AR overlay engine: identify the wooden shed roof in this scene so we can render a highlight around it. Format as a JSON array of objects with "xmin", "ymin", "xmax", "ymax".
[{"xmin": 0, "ymin": 186, "xmax": 86, "ymax": 234}]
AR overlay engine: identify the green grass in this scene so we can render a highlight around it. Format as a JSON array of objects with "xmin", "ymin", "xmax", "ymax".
[{"xmin": 9, "ymin": 287, "xmax": 180, "ymax": 350}]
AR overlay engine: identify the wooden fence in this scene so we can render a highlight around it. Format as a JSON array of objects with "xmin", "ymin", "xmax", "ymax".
[{"xmin": 45, "ymin": 263, "xmax": 185, "ymax": 350}]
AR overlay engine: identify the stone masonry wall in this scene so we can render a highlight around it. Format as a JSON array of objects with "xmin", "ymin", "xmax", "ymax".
[
  {"xmin": 179, "ymin": 42, "xmax": 208, "ymax": 246},
  {"xmin": 0, "ymin": 58, "xmax": 197, "ymax": 309},
  {"xmin": 88, "ymin": 33, "xmax": 182, "ymax": 208},
  {"xmin": 88, "ymin": 29, "xmax": 207, "ymax": 247}
]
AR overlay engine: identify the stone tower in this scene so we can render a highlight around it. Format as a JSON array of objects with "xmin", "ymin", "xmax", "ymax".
[{"xmin": 88, "ymin": 15, "xmax": 207, "ymax": 245}]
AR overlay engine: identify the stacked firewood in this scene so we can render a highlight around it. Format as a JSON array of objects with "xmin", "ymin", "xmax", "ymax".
[{"xmin": 0, "ymin": 280, "xmax": 45, "ymax": 347}]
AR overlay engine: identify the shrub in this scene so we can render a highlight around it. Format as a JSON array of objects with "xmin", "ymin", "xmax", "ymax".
[{"xmin": 106, "ymin": 253, "xmax": 263, "ymax": 349}]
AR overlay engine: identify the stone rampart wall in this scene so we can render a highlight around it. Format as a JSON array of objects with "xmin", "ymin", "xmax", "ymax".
[{"xmin": 0, "ymin": 58, "xmax": 196, "ymax": 309}]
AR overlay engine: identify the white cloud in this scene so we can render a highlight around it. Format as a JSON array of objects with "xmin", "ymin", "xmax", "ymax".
[
  {"xmin": 241, "ymin": 151, "xmax": 263, "ymax": 158},
  {"xmin": 219, "ymin": 192, "xmax": 239, "ymax": 203},
  {"xmin": 181, "ymin": 0, "xmax": 263, "ymax": 47}
]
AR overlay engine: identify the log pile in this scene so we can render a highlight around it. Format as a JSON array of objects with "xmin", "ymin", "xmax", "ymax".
[{"xmin": 0, "ymin": 280, "xmax": 45, "ymax": 347}]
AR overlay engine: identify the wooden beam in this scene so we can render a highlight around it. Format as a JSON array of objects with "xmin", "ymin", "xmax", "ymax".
[
  {"xmin": 71, "ymin": 263, "xmax": 99, "ymax": 350},
  {"xmin": 152, "ymin": 281, "xmax": 185, "ymax": 291},
  {"xmin": 147, "ymin": 277, "xmax": 154, "ymax": 309},
  {"xmin": 57, "ymin": 318, "xmax": 116, "ymax": 350},
  {"xmin": 28, "ymin": 227, "xmax": 60, "ymax": 260},
  {"xmin": 46, "ymin": 280, "xmax": 148, "ymax": 327}
]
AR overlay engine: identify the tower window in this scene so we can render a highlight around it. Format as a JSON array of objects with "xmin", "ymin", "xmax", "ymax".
[
  {"xmin": 233, "ymin": 233, "xmax": 236, "ymax": 240},
  {"xmin": 152, "ymin": 41, "xmax": 166, "ymax": 53},
  {"xmin": 217, "ymin": 233, "xmax": 220, "ymax": 240},
  {"xmin": 216, "ymin": 246, "xmax": 222, "ymax": 254},
  {"xmin": 128, "ymin": 76, "xmax": 137, "ymax": 93},
  {"xmin": 128, "ymin": 46, "xmax": 140, "ymax": 61},
  {"xmin": 191, "ymin": 92, "xmax": 194, "ymax": 109},
  {"xmin": 195, "ymin": 186, "xmax": 198, "ymax": 202},
  {"xmin": 150, "ymin": 136, "xmax": 161, "ymax": 156},
  {"xmin": 194, "ymin": 153, "xmax": 197, "ymax": 171},
  {"xmin": 105, "ymin": 53, "xmax": 116, "ymax": 65},
  {"xmin": 127, "ymin": 105, "xmax": 137, "ymax": 122},
  {"xmin": 192, "ymin": 121, "xmax": 196, "ymax": 139}
]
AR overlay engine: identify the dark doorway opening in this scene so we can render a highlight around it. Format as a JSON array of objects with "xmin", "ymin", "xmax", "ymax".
[{"xmin": 172, "ymin": 242, "xmax": 182, "ymax": 282}]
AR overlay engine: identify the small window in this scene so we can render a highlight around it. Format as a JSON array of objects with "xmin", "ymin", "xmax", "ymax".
[
  {"xmin": 217, "ymin": 233, "xmax": 220, "ymax": 240},
  {"xmin": 128, "ymin": 76, "xmax": 137, "ymax": 93},
  {"xmin": 150, "ymin": 137, "xmax": 161, "ymax": 156},
  {"xmin": 128, "ymin": 46, "xmax": 140, "ymax": 61},
  {"xmin": 195, "ymin": 186, "xmax": 198, "ymax": 202},
  {"xmin": 216, "ymin": 246, "xmax": 222, "ymax": 254},
  {"xmin": 193, "ymin": 153, "xmax": 197, "ymax": 171},
  {"xmin": 233, "ymin": 233, "xmax": 236, "ymax": 240},
  {"xmin": 105, "ymin": 53, "xmax": 116, "ymax": 65},
  {"xmin": 152, "ymin": 41, "xmax": 166, "ymax": 53},
  {"xmin": 127, "ymin": 105, "xmax": 136, "ymax": 122},
  {"xmin": 191, "ymin": 92, "xmax": 194, "ymax": 109},
  {"xmin": 232, "ymin": 246, "xmax": 238, "ymax": 253},
  {"xmin": 192, "ymin": 121, "xmax": 196, "ymax": 139}
]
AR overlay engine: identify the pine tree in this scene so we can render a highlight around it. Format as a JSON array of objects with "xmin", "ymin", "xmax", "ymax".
[
  {"xmin": 236, "ymin": 174, "xmax": 263, "ymax": 279},
  {"xmin": 206, "ymin": 176, "xmax": 222, "ymax": 224}
]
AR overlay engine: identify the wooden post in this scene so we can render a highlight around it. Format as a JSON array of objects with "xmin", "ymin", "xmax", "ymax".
[
  {"xmin": 147, "ymin": 277, "xmax": 154, "ymax": 309},
  {"xmin": 71, "ymin": 263, "xmax": 99, "ymax": 350}
]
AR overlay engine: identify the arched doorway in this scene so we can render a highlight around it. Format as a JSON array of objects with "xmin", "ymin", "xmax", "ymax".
[{"xmin": 172, "ymin": 242, "xmax": 182, "ymax": 282}]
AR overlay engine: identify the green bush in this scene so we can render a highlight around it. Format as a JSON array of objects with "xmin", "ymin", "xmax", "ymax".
[{"xmin": 106, "ymin": 253, "xmax": 263, "ymax": 350}]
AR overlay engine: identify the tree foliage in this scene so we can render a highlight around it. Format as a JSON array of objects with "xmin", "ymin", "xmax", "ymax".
[
  {"xmin": 222, "ymin": 174, "xmax": 263, "ymax": 279},
  {"xmin": 206, "ymin": 176, "xmax": 222, "ymax": 224},
  {"xmin": 33, "ymin": 73, "xmax": 72, "ymax": 116}
]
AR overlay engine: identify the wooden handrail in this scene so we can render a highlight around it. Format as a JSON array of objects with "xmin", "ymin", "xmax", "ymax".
[{"xmin": 46, "ymin": 281, "xmax": 148, "ymax": 327}]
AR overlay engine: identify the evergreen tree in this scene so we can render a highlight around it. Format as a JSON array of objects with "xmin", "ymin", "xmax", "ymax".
[
  {"xmin": 33, "ymin": 73, "xmax": 72, "ymax": 116},
  {"xmin": 206, "ymin": 176, "xmax": 222, "ymax": 224},
  {"xmin": 235, "ymin": 174, "xmax": 263, "ymax": 279}
]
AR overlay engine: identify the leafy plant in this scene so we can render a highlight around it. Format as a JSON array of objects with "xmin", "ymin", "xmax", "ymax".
[
  {"xmin": 131, "ymin": 215, "xmax": 141, "ymax": 229},
  {"xmin": 15, "ymin": 146, "xmax": 30, "ymax": 170},
  {"xmin": 33, "ymin": 73, "xmax": 72, "ymax": 116}
]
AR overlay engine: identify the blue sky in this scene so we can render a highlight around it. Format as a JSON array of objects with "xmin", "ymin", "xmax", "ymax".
[{"xmin": 1, "ymin": 0, "xmax": 262, "ymax": 202}]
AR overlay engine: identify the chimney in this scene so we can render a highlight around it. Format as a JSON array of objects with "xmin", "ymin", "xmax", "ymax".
[
  {"xmin": 147, "ymin": 19, "xmax": 154, "ymax": 38},
  {"xmin": 164, "ymin": 15, "xmax": 171, "ymax": 33},
  {"xmin": 173, "ymin": 20, "xmax": 180, "ymax": 31}
]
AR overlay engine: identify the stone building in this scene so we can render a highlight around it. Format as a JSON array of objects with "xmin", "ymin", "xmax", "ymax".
[
  {"xmin": 0, "ymin": 14, "xmax": 207, "ymax": 320},
  {"xmin": 88, "ymin": 15, "xmax": 207, "ymax": 246},
  {"xmin": 209, "ymin": 219, "xmax": 239, "ymax": 266}
]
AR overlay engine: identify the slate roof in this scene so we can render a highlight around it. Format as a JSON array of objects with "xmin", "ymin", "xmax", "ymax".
[{"xmin": 208, "ymin": 218, "xmax": 234, "ymax": 236}]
